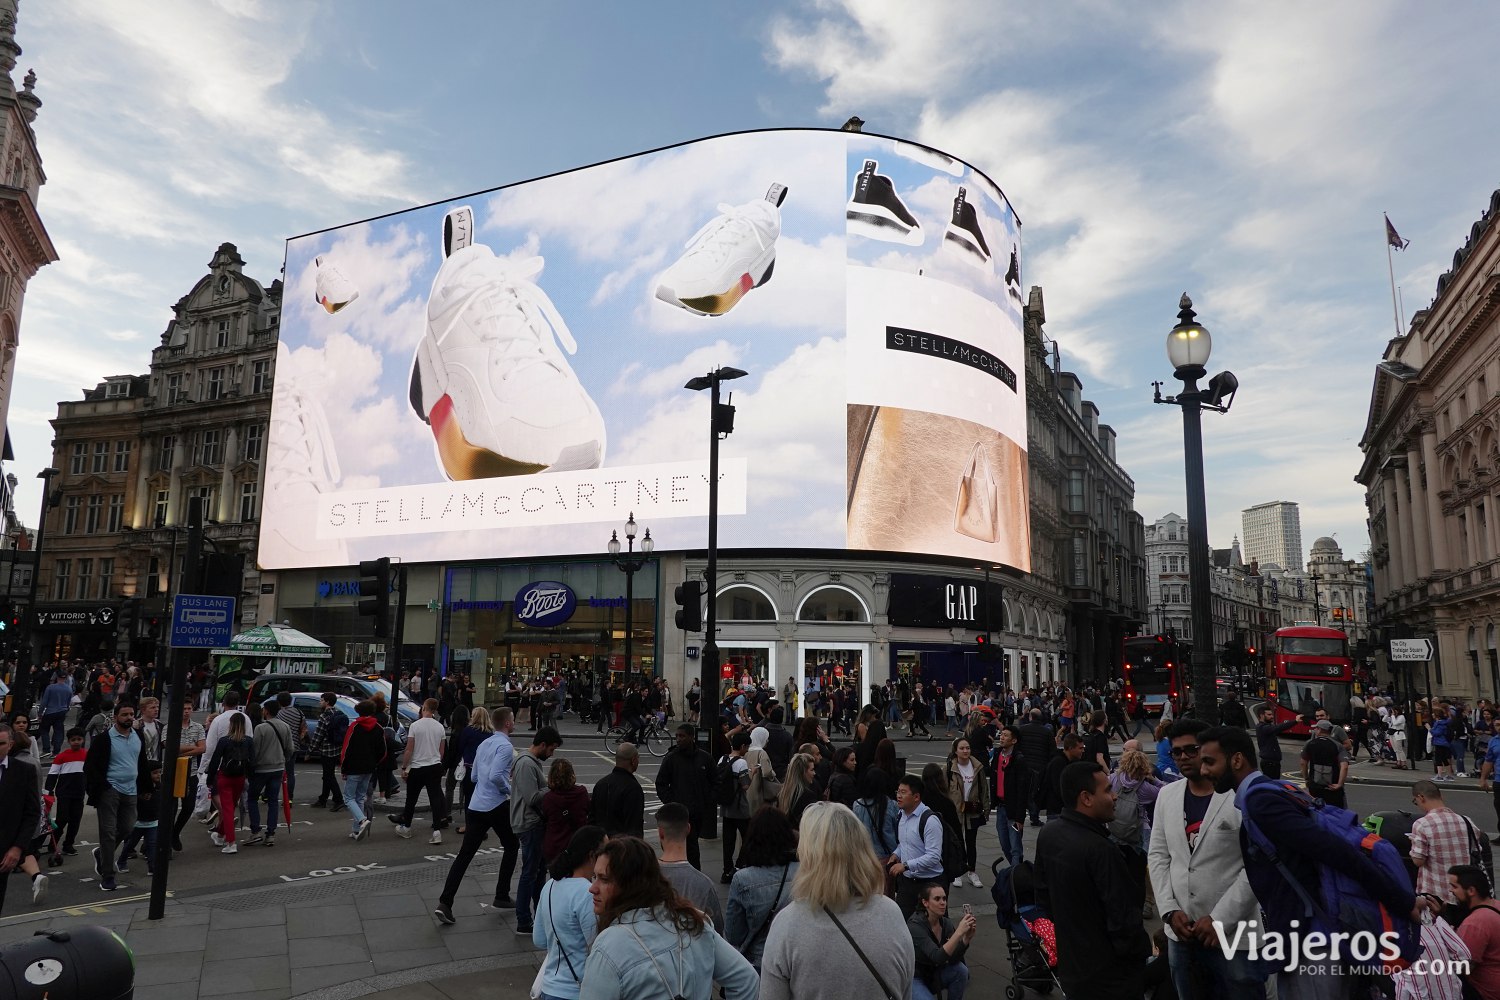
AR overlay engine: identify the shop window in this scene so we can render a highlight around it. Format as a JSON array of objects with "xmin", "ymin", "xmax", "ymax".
[
  {"xmin": 715, "ymin": 585, "xmax": 776, "ymax": 621},
  {"xmin": 796, "ymin": 586, "xmax": 868, "ymax": 623}
]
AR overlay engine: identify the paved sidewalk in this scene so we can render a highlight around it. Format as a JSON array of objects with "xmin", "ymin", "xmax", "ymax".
[{"xmin": 0, "ymin": 824, "xmax": 1028, "ymax": 999}]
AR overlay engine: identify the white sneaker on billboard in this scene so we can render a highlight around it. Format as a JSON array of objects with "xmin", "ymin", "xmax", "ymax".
[
  {"xmin": 409, "ymin": 206, "xmax": 605, "ymax": 480},
  {"xmin": 262, "ymin": 341, "xmax": 349, "ymax": 567},
  {"xmin": 314, "ymin": 255, "xmax": 359, "ymax": 314},
  {"xmin": 654, "ymin": 184, "xmax": 785, "ymax": 317}
]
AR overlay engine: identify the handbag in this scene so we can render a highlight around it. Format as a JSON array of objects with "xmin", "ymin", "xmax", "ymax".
[
  {"xmin": 824, "ymin": 906, "xmax": 899, "ymax": 1000},
  {"xmin": 846, "ymin": 404, "xmax": 1024, "ymax": 559},
  {"xmin": 954, "ymin": 440, "xmax": 999, "ymax": 541},
  {"xmin": 529, "ymin": 882, "xmax": 581, "ymax": 999},
  {"xmin": 454, "ymin": 761, "xmax": 468, "ymax": 784}
]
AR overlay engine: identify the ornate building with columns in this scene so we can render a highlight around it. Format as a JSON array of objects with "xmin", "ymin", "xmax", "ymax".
[
  {"xmin": 1359, "ymin": 185, "xmax": 1500, "ymax": 701},
  {"xmin": 0, "ymin": 0, "xmax": 57, "ymax": 469},
  {"xmin": 38, "ymin": 244, "xmax": 277, "ymax": 661}
]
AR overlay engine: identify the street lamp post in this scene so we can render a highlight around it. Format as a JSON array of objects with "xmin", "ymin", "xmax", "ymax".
[
  {"xmin": 13, "ymin": 467, "xmax": 60, "ymax": 715},
  {"xmin": 607, "ymin": 514, "xmax": 653, "ymax": 685},
  {"xmin": 685, "ymin": 365, "xmax": 747, "ymax": 750},
  {"xmin": 1153, "ymin": 295, "xmax": 1238, "ymax": 722},
  {"xmin": 1156, "ymin": 601, "xmax": 1167, "ymax": 637}
]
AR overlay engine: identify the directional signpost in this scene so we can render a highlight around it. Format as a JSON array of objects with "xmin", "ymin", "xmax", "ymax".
[
  {"xmin": 1389, "ymin": 637, "xmax": 1434, "ymax": 662},
  {"xmin": 169, "ymin": 594, "xmax": 235, "ymax": 649}
]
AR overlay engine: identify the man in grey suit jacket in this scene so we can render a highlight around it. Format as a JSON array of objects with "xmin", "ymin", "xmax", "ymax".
[{"xmin": 1147, "ymin": 719, "xmax": 1267, "ymax": 999}]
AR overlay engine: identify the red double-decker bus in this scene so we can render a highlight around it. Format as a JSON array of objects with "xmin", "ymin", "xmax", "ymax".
[
  {"xmin": 1264, "ymin": 624, "xmax": 1354, "ymax": 736},
  {"xmin": 1122, "ymin": 635, "xmax": 1187, "ymax": 714}
]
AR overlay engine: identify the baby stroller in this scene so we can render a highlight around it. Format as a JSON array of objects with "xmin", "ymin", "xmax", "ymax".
[
  {"xmin": 991, "ymin": 858, "xmax": 1065, "ymax": 998},
  {"xmin": 36, "ymin": 793, "xmax": 65, "ymax": 868}
]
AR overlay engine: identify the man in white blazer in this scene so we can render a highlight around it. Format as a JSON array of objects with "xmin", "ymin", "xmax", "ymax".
[{"xmin": 1147, "ymin": 718, "xmax": 1268, "ymax": 999}]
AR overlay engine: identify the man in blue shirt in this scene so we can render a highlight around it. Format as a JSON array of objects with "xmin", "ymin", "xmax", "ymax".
[
  {"xmin": 37, "ymin": 671, "xmax": 74, "ymax": 758},
  {"xmin": 434, "ymin": 706, "xmax": 519, "ymax": 924},
  {"xmin": 1476, "ymin": 727, "xmax": 1500, "ymax": 844},
  {"xmin": 82, "ymin": 702, "xmax": 146, "ymax": 892},
  {"xmin": 887, "ymin": 773, "xmax": 944, "ymax": 918}
]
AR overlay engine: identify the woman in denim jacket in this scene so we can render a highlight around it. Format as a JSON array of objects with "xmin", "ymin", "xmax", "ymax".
[
  {"xmin": 533, "ymin": 826, "xmax": 605, "ymax": 1000},
  {"xmin": 725, "ymin": 806, "xmax": 799, "ymax": 971},
  {"xmin": 579, "ymin": 837, "xmax": 757, "ymax": 1000}
]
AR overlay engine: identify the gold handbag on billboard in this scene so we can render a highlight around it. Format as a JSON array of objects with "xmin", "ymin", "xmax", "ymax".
[{"xmin": 954, "ymin": 441, "xmax": 999, "ymax": 542}]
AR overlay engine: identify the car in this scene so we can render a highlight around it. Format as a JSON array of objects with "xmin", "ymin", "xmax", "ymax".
[
  {"xmin": 285, "ymin": 692, "xmax": 417, "ymax": 760},
  {"xmin": 248, "ymin": 672, "xmax": 417, "ymax": 712}
]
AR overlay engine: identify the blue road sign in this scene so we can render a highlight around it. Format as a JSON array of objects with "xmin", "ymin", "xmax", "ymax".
[{"xmin": 170, "ymin": 594, "xmax": 236, "ymax": 649}]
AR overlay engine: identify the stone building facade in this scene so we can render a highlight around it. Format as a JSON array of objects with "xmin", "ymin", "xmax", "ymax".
[
  {"xmin": 0, "ymin": 0, "xmax": 56, "ymax": 482},
  {"xmin": 36, "ymin": 245, "xmax": 276, "ymax": 662},
  {"xmin": 1359, "ymin": 185, "xmax": 1500, "ymax": 701}
]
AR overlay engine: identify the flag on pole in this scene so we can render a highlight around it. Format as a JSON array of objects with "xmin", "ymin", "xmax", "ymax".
[{"xmin": 1385, "ymin": 213, "xmax": 1410, "ymax": 250}]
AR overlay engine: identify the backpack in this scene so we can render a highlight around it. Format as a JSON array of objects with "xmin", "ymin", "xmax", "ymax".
[
  {"xmin": 1239, "ymin": 780, "xmax": 1420, "ymax": 969},
  {"xmin": 918, "ymin": 809, "xmax": 968, "ymax": 884},
  {"xmin": 714, "ymin": 755, "xmax": 742, "ymax": 807},
  {"xmin": 221, "ymin": 738, "xmax": 251, "ymax": 778},
  {"xmin": 1108, "ymin": 780, "xmax": 1143, "ymax": 845},
  {"xmin": 325, "ymin": 709, "xmax": 348, "ymax": 752},
  {"xmin": 1462, "ymin": 815, "xmax": 1495, "ymax": 889}
]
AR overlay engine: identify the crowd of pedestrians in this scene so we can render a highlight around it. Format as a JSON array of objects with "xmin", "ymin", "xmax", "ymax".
[{"xmin": 16, "ymin": 658, "xmax": 1500, "ymax": 1000}]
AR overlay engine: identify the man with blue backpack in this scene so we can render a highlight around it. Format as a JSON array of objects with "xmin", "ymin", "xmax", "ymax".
[{"xmin": 1199, "ymin": 725, "xmax": 1423, "ymax": 999}]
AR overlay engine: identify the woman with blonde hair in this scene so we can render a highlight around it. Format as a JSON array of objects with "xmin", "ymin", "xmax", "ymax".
[
  {"xmin": 759, "ymin": 802, "xmax": 914, "ymax": 1000},
  {"xmin": 777, "ymin": 752, "xmax": 820, "ymax": 829}
]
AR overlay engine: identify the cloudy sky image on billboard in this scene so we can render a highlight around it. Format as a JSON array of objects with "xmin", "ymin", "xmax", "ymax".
[{"xmin": 261, "ymin": 128, "xmax": 1028, "ymax": 572}]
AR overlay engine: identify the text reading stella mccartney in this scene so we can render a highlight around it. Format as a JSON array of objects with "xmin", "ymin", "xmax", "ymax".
[{"xmin": 327, "ymin": 477, "xmax": 706, "ymax": 526}]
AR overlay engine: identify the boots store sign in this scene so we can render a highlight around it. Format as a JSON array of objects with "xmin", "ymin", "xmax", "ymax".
[
  {"xmin": 33, "ymin": 606, "xmax": 117, "ymax": 630},
  {"xmin": 262, "ymin": 128, "xmax": 1029, "ymax": 576}
]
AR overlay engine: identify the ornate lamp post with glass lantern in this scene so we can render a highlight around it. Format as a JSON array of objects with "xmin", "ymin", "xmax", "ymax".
[
  {"xmin": 608, "ymin": 513, "xmax": 653, "ymax": 684},
  {"xmin": 1153, "ymin": 295, "xmax": 1238, "ymax": 722}
]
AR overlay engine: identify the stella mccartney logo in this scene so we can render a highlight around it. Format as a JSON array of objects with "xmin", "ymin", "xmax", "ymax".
[{"xmin": 885, "ymin": 325, "xmax": 1017, "ymax": 391}]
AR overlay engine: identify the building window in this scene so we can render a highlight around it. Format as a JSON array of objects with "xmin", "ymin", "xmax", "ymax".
[
  {"xmin": 70, "ymin": 442, "xmax": 87, "ymax": 475},
  {"xmin": 113, "ymin": 440, "xmax": 132, "ymax": 473},
  {"xmin": 200, "ymin": 428, "xmax": 223, "ymax": 466},
  {"xmin": 239, "ymin": 482, "xmax": 258, "ymax": 522},
  {"xmin": 76, "ymin": 558, "xmax": 93, "ymax": 600},
  {"xmin": 62, "ymin": 496, "xmax": 81, "ymax": 534},
  {"xmin": 205, "ymin": 367, "xmax": 226, "ymax": 401},
  {"xmin": 166, "ymin": 373, "xmax": 182, "ymax": 403},
  {"xmin": 92, "ymin": 441, "xmax": 109, "ymax": 474},
  {"xmin": 154, "ymin": 489, "xmax": 170, "ymax": 526},
  {"xmin": 85, "ymin": 495, "xmax": 103, "ymax": 534},
  {"xmin": 52, "ymin": 559, "xmax": 70, "ymax": 600},
  {"xmin": 106, "ymin": 380, "xmax": 129, "ymax": 398},
  {"xmin": 1067, "ymin": 470, "xmax": 1085, "ymax": 513},
  {"xmin": 107, "ymin": 494, "xmax": 124, "ymax": 533},
  {"xmin": 147, "ymin": 557, "xmax": 161, "ymax": 598},
  {"xmin": 98, "ymin": 558, "xmax": 114, "ymax": 600},
  {"xmin": 796, "ymin": 586, "xmax": 869, "ymax": 623},
  {"xmin": 1160, "ymin": 556, "xmax": 1169, "ymax": 573},
  {"xmin": 216, "ymin": 319, "xmax": 230, "ymax": 348},
  {"xmin": 243, "ymin": 423, "xmax": 263, "ymax": 462},
  {"xmin": 251, "ymin": 359, "xmax": 272, "ymax": 394},
  {"xmin": 159, "ymin": 434, "xmax": 176, "ymax": 471},
  {"xmin": 193, "ymin": 485, "xmax": 216, "ymax": 519},
  {"xmin": 1072, "ymin": 536, "xmax": 1088, "ymax": 587},
  {"xmin": 715, "ymin": 585, "xmax": 775, "ymax": 621}
]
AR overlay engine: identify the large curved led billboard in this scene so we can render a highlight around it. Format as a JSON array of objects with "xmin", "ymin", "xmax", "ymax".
[{"xmin": 259, "ymin": 128, "xmax": 1029, "ymax": 572}]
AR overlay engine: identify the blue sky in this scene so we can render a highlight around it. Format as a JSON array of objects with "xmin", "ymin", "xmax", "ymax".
[{"xmin": 10, "ymin": 0, "xmax": 1500, "ymax": 563}]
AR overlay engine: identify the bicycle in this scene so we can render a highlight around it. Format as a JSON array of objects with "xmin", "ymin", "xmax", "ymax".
[{"xmin": 604, "ymin": 717, "xmax": 672, "ymax": 757}]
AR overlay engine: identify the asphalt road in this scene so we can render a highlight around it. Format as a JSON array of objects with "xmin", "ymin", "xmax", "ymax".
[{"xmin": 9, "ymin": 720, "xmax": 1497, "ymax": 926}]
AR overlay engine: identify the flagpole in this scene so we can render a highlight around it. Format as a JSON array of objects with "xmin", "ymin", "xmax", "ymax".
[{"xmin": 1385, "ymin": 219, "xmax": 1402, "ymax": 336}]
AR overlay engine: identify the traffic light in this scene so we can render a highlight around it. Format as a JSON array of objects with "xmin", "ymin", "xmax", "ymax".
[
  {"xmin": 0, "ymin": 601, "xmax": 8, "ymax": 631},
  {"xmin": 976, "ymin": 634, "xmax": 1001, "ymax": 661},
  {"xmin": 674, "ymin": 580, "xmax": 703, "ymax": 632},
  {"xmin": 358, "ymin": 557, "xmax": 392, "ymax": 638}
]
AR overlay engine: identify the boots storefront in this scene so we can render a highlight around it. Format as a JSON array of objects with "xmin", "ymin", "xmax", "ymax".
[{"xmin": 441, "ymin": 559, "xmax": 659, "ymax": 704}]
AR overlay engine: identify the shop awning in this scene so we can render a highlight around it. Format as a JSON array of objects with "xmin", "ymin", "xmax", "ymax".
[{"xmin": 212, "ymin": 623, "xmax": 332, "ymax": 659}]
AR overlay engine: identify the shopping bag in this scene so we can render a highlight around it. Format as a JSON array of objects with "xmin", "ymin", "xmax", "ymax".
[{"xmin": 954, "ymin": 441, "xmax": 999, "ymax": 542}]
